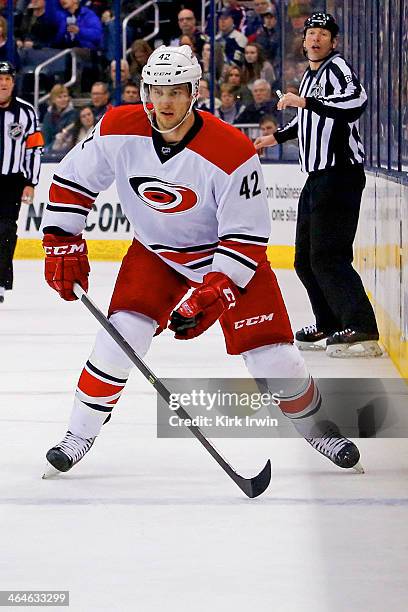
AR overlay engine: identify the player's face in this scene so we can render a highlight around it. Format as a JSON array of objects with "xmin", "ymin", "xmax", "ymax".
[
  {"xmin": 304, "ymin": 28, "xmax": 337, "ymax": 63},
  {"xmin": 0, "ymin": 74, "xmax": 15, "ymax": 105},
  {"xmin": 149, "ymin": 84, "xmax": 192, "ymax": 130}
]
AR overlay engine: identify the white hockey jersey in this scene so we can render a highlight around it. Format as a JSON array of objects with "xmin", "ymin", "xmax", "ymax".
[{"xmin": 41, "ymin": 106, "xmax": 271, "ymax": 288}]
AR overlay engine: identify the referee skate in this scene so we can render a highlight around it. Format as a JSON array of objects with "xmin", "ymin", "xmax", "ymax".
[
  {"xmin": 296, "ymin": 324, "xmax": 383, "ymax": 357},
  {"xmin": 326, "ymin": 329, "xmax": 383, "ymax": 358}
]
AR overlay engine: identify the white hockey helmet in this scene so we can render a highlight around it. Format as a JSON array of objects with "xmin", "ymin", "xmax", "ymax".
[{"xmin": 141, "ymin": 45, "xmax": 202, "ymax": 133}]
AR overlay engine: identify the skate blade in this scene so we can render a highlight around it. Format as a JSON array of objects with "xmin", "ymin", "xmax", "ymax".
[
  {"xmin": 42, "ymin": 462, "xmax": 63, "ymax": 479},
  {"xmin": 352, "ymin": 462, "xmax": 365, "ymax": 474},
  {"xmin": 326, "ymin": 341, "xmax": 383, "ymax": 358},
  {"xmin": 296, "ymin": 340, "xmax": 326, "ymax": 351}
]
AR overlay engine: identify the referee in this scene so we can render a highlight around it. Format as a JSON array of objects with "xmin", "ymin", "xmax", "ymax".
[
  {"xmin": 0, "ymin": 61, "xmax": 44, "ymax": 303},
  {"xmin": 255, "ymin": 12, "xmax": 381, "ymax": 358}
]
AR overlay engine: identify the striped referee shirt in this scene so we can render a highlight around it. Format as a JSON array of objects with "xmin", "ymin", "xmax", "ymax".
[
  {"xmin": 0, "ymin": 96, "xmax": 43, "ymax": 185},
  {"xmin": 275, "ymin": 51, "xmax": 367, "ymax": 173}
]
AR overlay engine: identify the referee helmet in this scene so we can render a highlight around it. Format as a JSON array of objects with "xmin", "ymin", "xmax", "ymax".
[
  {"xmin": 0, "ymin": 61, "xmax": 16, "ymax": 78},
  {"xmin": 304, "ymin": 13, "xmax": 339, "ymax": 38}
]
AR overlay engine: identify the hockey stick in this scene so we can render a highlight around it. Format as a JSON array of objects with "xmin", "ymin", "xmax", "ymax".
[{"xmin": 73, "ymin": 283, "xmax": 271, "ymax": 498}]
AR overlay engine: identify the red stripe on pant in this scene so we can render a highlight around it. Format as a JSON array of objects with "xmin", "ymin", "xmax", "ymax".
[
  {"xmin": 77, "ymin": 368, "xmax": 125, "ymax": 399},
  {"xmin": 279, "ymin": 378, "xmax": 319, "ymax": 417}
]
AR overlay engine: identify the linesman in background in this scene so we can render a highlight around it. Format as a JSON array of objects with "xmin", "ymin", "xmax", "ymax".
[
  {"xmin": 255, "ymin": 13, "xmax": 382, "ymax": 358},
  {"xmin": 0, "ymin": 61, "xmax": 44, "ymax": 304}
]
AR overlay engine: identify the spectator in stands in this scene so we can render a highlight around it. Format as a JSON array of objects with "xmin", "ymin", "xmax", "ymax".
[
  {"xmin": 122, "ymin": 80, "xmax": 140, "ymax": 105},
  {"xmin": 254, "ymin": 6, "xmax": 280, "ymax": 66},
  {"xmin": 257, "ymin": 113, "xmax": 302, "ymax": 163},
  {"xmin": 73, "ymin": 104, "xmax": 96, "ymax": 139},
  {"xmin": 216, "ymin": 7, "xmax": 247, "ymax": 67},
  {"xmin": 244, "ymin": 0, "xmax": 276, "ymax": 39},
  {"xmin": 100, "ymin": 8, "xmax": 115, "ymax": 63},
  {"xmin": 223, "ymin": 64, "xmax": 253, "ymax": 106},
  {"xmin": 282, "ymin": 56, "xmax": 302, "ymax": 89},
  {"xmin": 241, "ymin": 42, "xmax": 275, "ymax": 91},
  {"xmin": 50, "ymin": 104, "xmax": 96, "ymax": 153},
  {"xmin": 129, "ymin": 39, "xmax": 153, "ymax": 82},
  {"xmin": 215, "ymin": 83, "xmax": 245, "ymax": 124},
  {"xmin": 45, "ymin": 0, "xmax": 102, "ymax": 50},
  {"xmin": 258, "ymin": 115, "xmax": 279, "ymax": 159},
  {"xmin": 90, "ymin": 80, "xmax": 111, "ymax": 121},
  {"xmin": 84, "ymin": 0, "xmax": 110, "ymax": 19},
  {"xmin": 109, "ymin": 58, "xmax": 130, "ymax": 96},
  {"xmin": 196, "ymin": 78, "xmax": 221, "ymax": 112},
  {"xmin": 170, "ymin": 8, "xmax": 207, "ymax": 57},
  {"xmin": 219, "ymin": 0, "xmax": 246, "ymax": 31},
  {"xmin": 0, "ymin": 16, "xmax": 21, "ymax": 69},
  {"xmin": 100, "ymin": 8, "xmax": 132, "ymax": 66},
  {"xmin": 288, "ymin": 30, "xmax": 307, "ymax": 62},
  {"xmin": 287, "ymin": 0, "xmax": 312, "ymax": 30},
  {"xmin": 179, "ymin": 33, "xmax": 196, "ymax": 53},
  {"xmin": 42, "ymin": 84, "xmax": 77, "ymax": 148},
  {"xmin": 234, "ymin": 78, "xmax": 277, "ymax": 124},
  {"xmin": 15, "ymin": 0, "xmax": 58, "ymax": 49},
  {"xmin": 200, "ymin": 41, "xmax": 225, "ymax": 83}
]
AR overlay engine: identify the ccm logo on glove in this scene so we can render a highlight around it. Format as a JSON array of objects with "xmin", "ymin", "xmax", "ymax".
[
  {"xmin": 42, "ymin": 233, "xmax": 90, "ymax": 301},
  {"xmin": 169, "ymin": 272, "xmax": 240, "ymax": 340},
  {"xmin": 222, "ymin": 287, "xmax": 237, "ymax": 309},
  {"xmin": 43, "ymin": 242, "xmax": 86, "ymax": 256}
]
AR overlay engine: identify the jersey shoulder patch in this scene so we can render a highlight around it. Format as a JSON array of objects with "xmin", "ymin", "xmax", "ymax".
[
  {"xmin": 188, "ymin": 111, "xmax": 256, "ymax": 174},
  {"xmin": 100, "ymin": 105, "xmax": 152, "ymax": 137}
]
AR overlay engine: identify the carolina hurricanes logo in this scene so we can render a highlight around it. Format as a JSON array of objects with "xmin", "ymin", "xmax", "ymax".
[{"xmin": 129, "ymin": 176, "xmax": 199, "ymax": 214}]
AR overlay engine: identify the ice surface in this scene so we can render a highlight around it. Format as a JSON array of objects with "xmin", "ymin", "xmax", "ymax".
[{"xmin": 0, "ymin": 262, "xmax": 406, "ymax": 612}]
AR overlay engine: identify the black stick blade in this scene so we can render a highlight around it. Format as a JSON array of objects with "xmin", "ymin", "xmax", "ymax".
[{"xmin": 236, "ymin": 459, "xmax": 271, "ymax": 498}]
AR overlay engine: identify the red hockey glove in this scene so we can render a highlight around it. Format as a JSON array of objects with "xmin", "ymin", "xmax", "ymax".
[
  {"xmin": 42, "ymin": 233, "xmax": 90, "ymax": 301},
  {"xmin": 169, "ymin": 272, "xmax": 240, "ymax": 340}
]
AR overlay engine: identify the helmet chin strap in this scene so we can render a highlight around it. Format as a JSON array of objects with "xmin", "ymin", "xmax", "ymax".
[{"xmin": 143, "ymin": 96, "xmax": 197, "ymax": 135}]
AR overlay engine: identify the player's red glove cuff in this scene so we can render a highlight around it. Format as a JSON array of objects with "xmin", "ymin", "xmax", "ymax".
[
  {"xmin": 169, "ymin": 272, "xmax": 240, "ymax": 340},
  {"xmin": 42, "ymin": 233, "xmax": 90, "ymax": 301}
]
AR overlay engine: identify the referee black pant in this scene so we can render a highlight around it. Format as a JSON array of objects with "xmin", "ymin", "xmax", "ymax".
[
  {"xmin": 294, "ymin": 165, "xmax": 378, "ymax": 335},
  {"xmin": 0, "ymin": 174, "xmax": 24, "ymax": 290}
]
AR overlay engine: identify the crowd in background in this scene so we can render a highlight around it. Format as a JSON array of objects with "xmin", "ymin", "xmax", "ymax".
[{"xmin": 0, "ymin": 0, "xmax": 325, "ymax": 159}]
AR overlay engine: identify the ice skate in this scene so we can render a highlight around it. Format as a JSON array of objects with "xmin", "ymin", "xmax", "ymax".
[
  {"xmin": 295, "ymin": 324, "xmax": 335, "ymax": 351},
  {"xmin": 306, "ymin": 421, "xmax": 364, "ymax": 472},
  {"xmin": 42, "ymin": 431, "xmax": 95, "ymax": 478},
  {"xmin": 326, "ymin": 329, "xmax": 382, "ymax": 358}
]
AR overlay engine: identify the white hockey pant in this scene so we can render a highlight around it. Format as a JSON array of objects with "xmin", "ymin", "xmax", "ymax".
[
  {"xmin": 68, "ymin": 311, "xmax": 156, "ymax": 438},
  {"xmin": 69, "ymin": 312, "xmax": 324, "ymax": 440},
  {"xmin": 242, "ymin": 343, "xmax": 324, "ymax": 438}
]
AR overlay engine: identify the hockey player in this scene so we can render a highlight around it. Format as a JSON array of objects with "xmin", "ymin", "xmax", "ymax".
[{"xmin": 41, "ymin": 45, "xmax": 362, "ymax": 477}]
